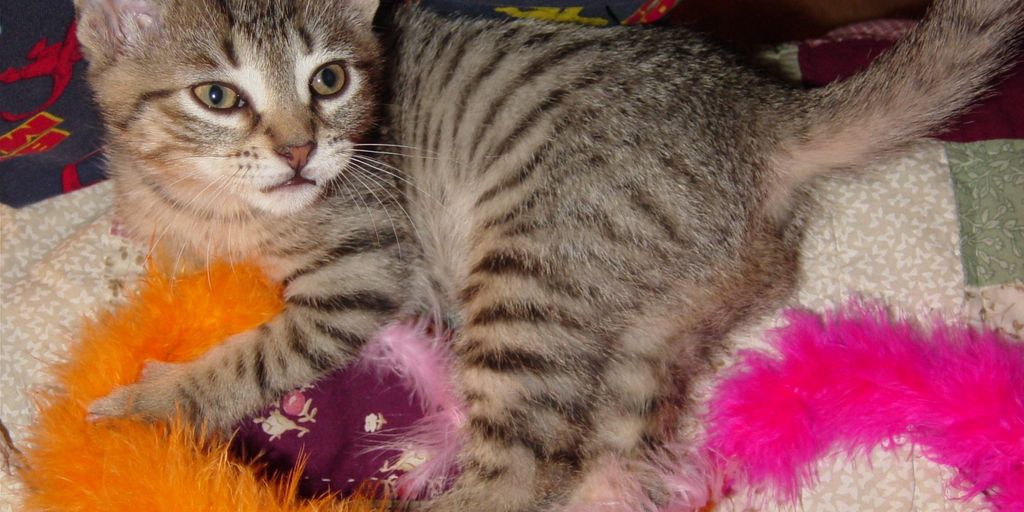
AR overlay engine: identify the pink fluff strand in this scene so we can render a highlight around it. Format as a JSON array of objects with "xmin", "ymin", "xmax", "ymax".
[
  {"xmin": 359, "ymin": 322, "xmax": 465, "ymax": 500},
  {"xmin": 704, "ymin": 303, "xmax": 1024, "ymax": 510},
  {"xmin": 561, "ymin": 448, "xmax": 720, "ymax": 512}
]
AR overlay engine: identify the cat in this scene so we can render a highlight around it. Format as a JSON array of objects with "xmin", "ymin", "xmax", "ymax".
[{"xmin": 75, "ymin": 0, "xmax": 1022, "ymax": 510}]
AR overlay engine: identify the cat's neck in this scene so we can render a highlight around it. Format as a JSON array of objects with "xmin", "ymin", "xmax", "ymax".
[{"xmin": 112, "ymin": 160, "xmax": 299, "ymax": 263}]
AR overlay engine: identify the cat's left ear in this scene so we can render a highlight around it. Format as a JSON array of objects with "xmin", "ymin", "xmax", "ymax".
[{"xmin": 74, "ymin": 0, "xmax": 163, "ymax": 66}]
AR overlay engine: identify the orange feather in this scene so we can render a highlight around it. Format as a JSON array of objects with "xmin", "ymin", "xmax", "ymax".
[{"xmin": 19, "ymin": 262, "xmax": 387, "ymax": 512}]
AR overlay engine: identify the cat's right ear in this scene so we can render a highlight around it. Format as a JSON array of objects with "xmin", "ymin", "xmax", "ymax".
[
  {"xmin": 74, "ymin": 0, "xmax": 162, "ymax": 66},
  {"xmin": 343, "ymin": 0, "xmax": 380, "ymax": 24}
]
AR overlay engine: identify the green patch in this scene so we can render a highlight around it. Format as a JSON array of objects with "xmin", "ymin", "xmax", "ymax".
[{"xmin": 947, "ymin": 140, "xmax": 1024, "ymax": 286}]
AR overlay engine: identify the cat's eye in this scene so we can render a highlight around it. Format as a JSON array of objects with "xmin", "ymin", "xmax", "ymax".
[
  {"xmin": 192, "ymin": 83, "xmax": 245, "ymax": 110},
  {"xmin": 310, "ymin": 62, "xmax": 346, "ymax": 98}
]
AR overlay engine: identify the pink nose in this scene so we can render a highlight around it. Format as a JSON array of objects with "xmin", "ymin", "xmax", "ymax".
[{"xmin": 275, "ymin": 142, "xmax": 315, "ymax": 171}]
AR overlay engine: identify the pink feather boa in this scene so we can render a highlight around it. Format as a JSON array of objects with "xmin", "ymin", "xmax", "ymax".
[
  {"xmin": 706, "ymin": 304, "xmax": 1024, "ymax": 510},
  {"xmin": 362, "ymin": 303, "xmax": 1024, "ymax": 510}
]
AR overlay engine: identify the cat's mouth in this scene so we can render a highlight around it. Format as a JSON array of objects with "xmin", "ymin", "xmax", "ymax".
[{"xmin": 263, "ymin": 176, "xmax": 317, "ymax": 193}]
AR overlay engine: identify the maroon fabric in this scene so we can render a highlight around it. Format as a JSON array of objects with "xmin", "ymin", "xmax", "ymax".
[
  {"xmin": 798, "ymin": 39, "xmax": 1024, "ymax": 142},
  {"xmin": 233, "ymin": 364, "xmax": 425, "ymax": 498}
]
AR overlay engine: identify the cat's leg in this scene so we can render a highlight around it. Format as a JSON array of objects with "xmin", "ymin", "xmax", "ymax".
[
  {"xmin": 88, "ymin": 250, "xmax": 409, "ymax": 430},
  {"xmin": 425, "ymin": 258, "xmax": 675, "ymax": 511},
  {"xmin": 88, "ymin": 307, "xmax": 381, "ymax": 430},
  {"xmin": 429, "ymin": 331, "xmax": 675, "ymax": 511},
  {"xmin": 561, "ymin": 354, "xmax": 693, "ymax": 511},
  {"xmin": 561, "ymin": 306, "xmax": 691, "ymax": 511},
  {"xmin": 427, "ymin": 320, "xmax": 600, "ymax": 511}
]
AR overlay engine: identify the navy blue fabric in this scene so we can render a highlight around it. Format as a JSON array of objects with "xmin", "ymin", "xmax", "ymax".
[
  {"xmin": 410, "ymin": 0, "xmax": 647, "ymax": 25},
  {"xmin": 1, "ymin": 0, "xmax": 106, "ymax": 207}
]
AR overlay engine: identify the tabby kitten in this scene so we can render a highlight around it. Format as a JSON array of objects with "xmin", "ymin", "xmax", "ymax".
[{"xmin": 77, "ymin": 0, "xmax": 1022, "ymax": 510}]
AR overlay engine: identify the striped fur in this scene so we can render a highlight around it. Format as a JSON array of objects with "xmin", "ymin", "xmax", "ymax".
[{"xmin": 76, "ymin": 0, "xmax": 1022, "ymax": 510}]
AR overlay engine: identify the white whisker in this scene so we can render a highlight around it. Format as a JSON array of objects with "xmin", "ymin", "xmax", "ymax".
[
  {"xmin": 349, "ymin": 162, "xmax": 426, "ymax": 249},
  {"xmin": 352, "ymin": 142, "xmax": 439, "ymax": 156},
  {"xmin": 348, "ymin": 154, "xmax": 443, "ymax": 207},
  {"xmin": 352, "ymin": 147, "xmax": 443, "ymax": 161},
  {"xmin": 336, "ymin": 168, "xmax": 386, "ymax": 250},
  {"xmin": 345, "ymin": 166, "xmax": 405, "ymax": 259}
]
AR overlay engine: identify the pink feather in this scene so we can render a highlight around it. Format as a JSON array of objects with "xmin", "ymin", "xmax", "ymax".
[
  {"xmin": 358, "ymin": 322, "xmax": 465, "ymax": 500},
  {"xmin": 561, "ymin": 449, "xmax": 718, "ymax": 512},
  {"xmin": 562, "ymin": 455, "xmax": 656, "ymax": 512},
  {"xmin": 705, "ymin": 303, "xmax": 1024, "ymax": 510}
]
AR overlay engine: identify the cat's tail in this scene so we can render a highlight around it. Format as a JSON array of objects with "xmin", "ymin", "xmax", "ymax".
[{"xmin": 768, "ymin": 0, "xmax": 1023, "ymax": 217}]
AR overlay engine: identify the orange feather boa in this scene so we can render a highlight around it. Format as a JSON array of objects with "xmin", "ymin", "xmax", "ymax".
[{"xmin": 18, "ymin": 262, "xmax": 385, "ymax": 512}]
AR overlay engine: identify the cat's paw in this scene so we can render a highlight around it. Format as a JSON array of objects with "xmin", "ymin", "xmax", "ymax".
[{"xmin": 87, "ymin": 360, "xmax": 186, "ymax": 423}]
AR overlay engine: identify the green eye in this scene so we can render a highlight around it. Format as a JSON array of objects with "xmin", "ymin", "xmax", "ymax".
[
  {"xmin": 310, "ymin": 62, "xmax": 346, "ymax": 97},
  {"xmin": 192, "ymin": 83, "xmax": 245, "ymax": 110}
]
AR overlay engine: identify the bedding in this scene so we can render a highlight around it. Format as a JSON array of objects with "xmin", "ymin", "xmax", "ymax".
[{"xmin": 2, "ymin": 13, "xmax": 1022, "ymax": 512}]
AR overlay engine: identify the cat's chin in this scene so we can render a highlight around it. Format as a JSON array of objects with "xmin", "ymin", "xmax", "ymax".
[{"xmin": 246, "ymin": 183, "xmax": 323, "ymax": 217}]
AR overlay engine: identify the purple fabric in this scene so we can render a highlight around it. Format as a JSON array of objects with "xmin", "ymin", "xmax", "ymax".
[
  {"xmin": 798, "ymin": 38, "xmax": 1024, "ymax": 142},
  {"xmin": 232, "ymin": 364, "xmax": 426, "ymax": 498}
]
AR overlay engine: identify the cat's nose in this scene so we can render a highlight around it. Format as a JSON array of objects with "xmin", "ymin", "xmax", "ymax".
[{"xmin": 275, "ymin": 142, "xmax": 316, "ymax": 172}]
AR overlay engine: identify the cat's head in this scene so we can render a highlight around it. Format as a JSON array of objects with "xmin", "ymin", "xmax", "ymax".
[{"xmin": 75, "ymin": 0, "xmax": 382, "ymax": 217}]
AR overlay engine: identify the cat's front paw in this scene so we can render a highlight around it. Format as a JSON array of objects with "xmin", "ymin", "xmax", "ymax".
[{"xmin": 87, "ymin": 360, "xmax": 187, "ymax": 423}]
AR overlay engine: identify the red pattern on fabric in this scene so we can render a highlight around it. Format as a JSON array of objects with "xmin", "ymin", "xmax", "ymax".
[
  {"xmin": 0, "ymin": 22, "xmax": 82, "ymax": 122},
  {"xmin": 622, "ymin": 0, "xmax": 681, "ymax": 25},
  {"xmin": 61, "ymin": 163, "xmax": 82, "ymax": 193}
]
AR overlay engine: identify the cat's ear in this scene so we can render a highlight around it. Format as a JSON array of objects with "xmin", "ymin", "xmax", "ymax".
[
  {"xmin": 74, "ymin": 0, "xmax": 162, "ymax": 65},
  {"xmin": 344, "ymin": 0, "xmax": 380, "ymax": 24}
]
